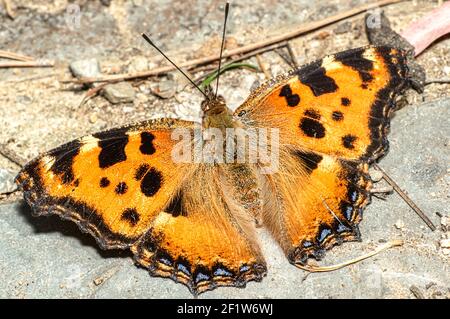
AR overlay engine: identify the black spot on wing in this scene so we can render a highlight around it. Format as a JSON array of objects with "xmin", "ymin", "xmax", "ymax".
[
  {"xmin": 48, "ymin": 139, "xmax": 82, "ymax": 184},
  {"xmin": 99, "ymin": 177, "xmax": 110, "ymax": 188},
  {"xmin": 342, "ymin": 134, "xmax": 357, "ymax": 149},
  {"xmin": 135, "ymin": 163, "xmax": 150, "ymax": 181},
  {"xmin": 292, "ymin": 150, "xmax": 323, "ymax": 174},
  {"xmin": 298, "ymin": 61, "xmax": 338, "ymax": 96},
  {"xmin": 141, "ymin": 167, "xmax": 163, "ymax": 197},
  {"xmin": 304, "ymin": 109, "xmax": 321, "ymax": 120},
  {"xmin": 164, "ymin": 191, "xmax": 186, "ymax": 217},
  {"xmin": 279, "ymin": 84, "xmax": 300, "ymax": 107},
  {"xmin": 140, "ymin": 132, "xmax": 156, "ymax": 155},
  {"xmin": 335, "ymin": 48, "xmax": 374, "ymax": 83},
  {"xmin": 300, "ymin": 118, "xmax": 325, "ymax": 138},
  {"xmin": 94, "ymin": 128, "xmax": 129, "ymax": 169},
  {"xmin": 332, "ymin": 110, "xmax": 344, "ymax": 121},
  {"xmin": 121, "ymin": 208, "xmax": 140, "ymax": 226},
  {"xmin": 115, "ymin": 182, "xmax": 128, "ymax": 194},
  {"xmin": 341, "ymin": 97, "xmax": 351, "ymax": 106}
]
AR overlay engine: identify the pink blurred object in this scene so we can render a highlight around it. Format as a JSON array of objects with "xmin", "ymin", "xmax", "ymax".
[{"xmin": 401, "ymin": 1, "xmax": 450, "ymax": 56}]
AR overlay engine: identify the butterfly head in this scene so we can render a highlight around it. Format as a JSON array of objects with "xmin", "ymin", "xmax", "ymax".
[
  {"xmin": 201, "ymin": 86, "xmax": 234, "ymax": 129},
  {"xmin": 201, "ymin": 86, "xmax": 226, "ymax": 111}
]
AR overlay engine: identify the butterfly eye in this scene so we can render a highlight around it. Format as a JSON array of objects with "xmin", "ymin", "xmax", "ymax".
[
  {"xmin": 238, "ymin": 110, "xmax": 247, "ymax": 117},
  {"xmin": 201, "ymin": 100, "xmax": 209, "ymax": 111}
]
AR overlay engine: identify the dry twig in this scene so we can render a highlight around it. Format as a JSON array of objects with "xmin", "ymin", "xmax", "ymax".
[
  {"xmin": 79, "ymin": 83, "xmax": 109, "ymax": 107},
  {"xmin": 0, "ymin": 143, "xmax": 27, "ymax": 167},
  {"xmin": 286, "ymin": 42, "xmax": 300, "ymax": 69},
  {"xmin": 2, "ymin": 0, "xmax": 16, "ymax": 19},
  {"xmin": 0, "ymin": 50, "xmax": 34, "ymax": 62},
  {"xmin": 425, "ymin": 78, "xmax": 450, "ymax": 85},
  {"xmin": 373, "ymin": 164, "xmax": 436, "ymax": 231},
  {"xmin": 410, "ymin": 285, "xmax": 425, "ymax": 299},
  {"xmin": 0, "ymin": 60, "xmax": 54, "ymax": 68},
  {"xmin": 256, "ymin": 54, "xmax": 271, "ymax": 80},
  {"xmin": 192, "ymin": 42, "xmax": 288, "ymax": 84},
  {"xmin": 296, "ymin": 240, "xmax": 403, "ymax": 272},
  {"xmin": 61, "ymin": 0, "xmax": 402, "ymax": 85}
]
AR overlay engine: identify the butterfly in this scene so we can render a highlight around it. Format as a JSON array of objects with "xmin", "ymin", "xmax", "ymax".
[{"xmin": 15, "ymin": 45, "xmax": 411, "ymax": 295}]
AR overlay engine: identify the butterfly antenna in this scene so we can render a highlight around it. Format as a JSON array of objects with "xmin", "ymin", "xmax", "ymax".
[
  {"xmin": 141, "ymin": 33, "xmax": 208, "ymax": 99},
  {"xmin": 215, "ymin": 2, "xmax": 230, "ymax": 98}
]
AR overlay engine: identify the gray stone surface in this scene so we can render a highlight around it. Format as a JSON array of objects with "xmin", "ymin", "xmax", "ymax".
[
  {"xmin": 0, "ymin": 169, "xmax": 17, "ymax": 194},
  {"xmin": 69, "ymin": 58, "xmax": 101, "ymax": 79},
  {"xmin": 102, "ymin": 82, "xmax": 136, "ymax": 104},
  {"xmin": 1, "ymin": 98, "xmax": 448, "ymax": 299}
]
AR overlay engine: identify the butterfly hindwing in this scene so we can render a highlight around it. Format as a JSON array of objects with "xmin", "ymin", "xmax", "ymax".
[
  {"xmin": 132, "ymin": 165, "xmax": 266, "ymax": 294},
  {"xmin": 260, "ymin": 150, "xmax": 371, "ymax": 264}
]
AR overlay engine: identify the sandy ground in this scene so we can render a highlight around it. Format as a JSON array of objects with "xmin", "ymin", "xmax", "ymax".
[{"xmin": 0, "ymin": 0, "xmax": 448, "ymax": 298}]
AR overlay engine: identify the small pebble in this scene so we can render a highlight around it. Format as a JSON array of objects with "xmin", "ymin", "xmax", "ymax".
[
  {"xmin": 136, "ymin": 93, "xmax": 148, "ymax": 103},
  {"xmin": 122, "ymin": 106, "xmax": 134, "ymax": 113},
  {"xmin": 410, "ymin": 285, "xmax": 425, "ymax": 299},
  {"xmin": 128, "ymin": 56, "xmax": 148, "ymax": 73},
  {"xmin": 443, "ymin": 66, "xmax": 450, "ymax": 76},
  {"xmin": 369, "ymin": 169, "xmax": 384, "ymax": 182},
  {"xmin": 89, "ymin": 113, "xmax": 98, "ymax": 124},
  {"xmin": 0, "ymin": 169, "xmax": 18, "ymax": 194},
  {"xmin": 69, "ymin": 58, "xmax": 101, "ymax": 78},
  {"xmin": 102, "ymin": 82, "xmax": 135, "ymax": 104},
  {"xmin": 334, "ymin": 21, "xmax": 352, "ymax": 34},
  {"xmin": 151, "ymin": 80, "xmax": 177, "ymax": 99},
  {"xmin": 93, "ymin": 278, "xmax": 104, "ymax": 286},
  {"xmin": 16, "ymin": 95, "xmax": 33, "ymax": 105},
  {"xmin": 425, "ymin": 282, "xmax": 436, "ymax": 289},
  {"xmin": 440, "ymin": 216, "xmax": 449, "ymax": 227},
  {"xmin": 138, "ymin": 84, "xmax": 150, "ymax": 94},
  {"xmin": 440, "ymin": 238, "xmax": 450, "ymax": 249},
  {"xmin": 394, "ymin": 220, "xmax": 405, "ymax": 230}
]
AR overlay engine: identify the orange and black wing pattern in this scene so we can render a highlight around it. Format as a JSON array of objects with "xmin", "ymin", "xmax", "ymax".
[
  {"xmin": 237, "ymin": 46, "xmax": 411, "ymax": 265},
  {"xmin": 132, "ymin": 165, "xmax": 266, "ymax": 294},
  {"xmin": 16, "ymin": 118, "xmax": 194, "ymax": 249},
  {"xmin": 16, "ymin": 119, "xmax": 266, "ymax": 294},
  {"xmin": 237, "ymin": 46, "xmax": 410, "ymax": 162}
]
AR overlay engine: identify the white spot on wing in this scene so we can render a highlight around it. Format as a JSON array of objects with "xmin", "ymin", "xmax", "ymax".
[
  {"xmin": 41, "ymin": 155, "xmax": 55, "ymax": 171},
  {"xmin": 322, "ymin": 55, "xmax": 342, "ymax": 71},
  {"xmin": 80, "ymin": 135, "xmax": 100, "ymax": 152}
]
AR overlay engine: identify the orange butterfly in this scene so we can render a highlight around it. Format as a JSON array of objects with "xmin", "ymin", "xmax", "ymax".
[{"xmin": 15, "ymin": 31, "xmax": 411, "ymax": 294}]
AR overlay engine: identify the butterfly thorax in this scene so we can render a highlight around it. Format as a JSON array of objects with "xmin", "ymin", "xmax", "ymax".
[{"xmin": 201, "ymin": 95, "xmax": 236, "ymax": 131}]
